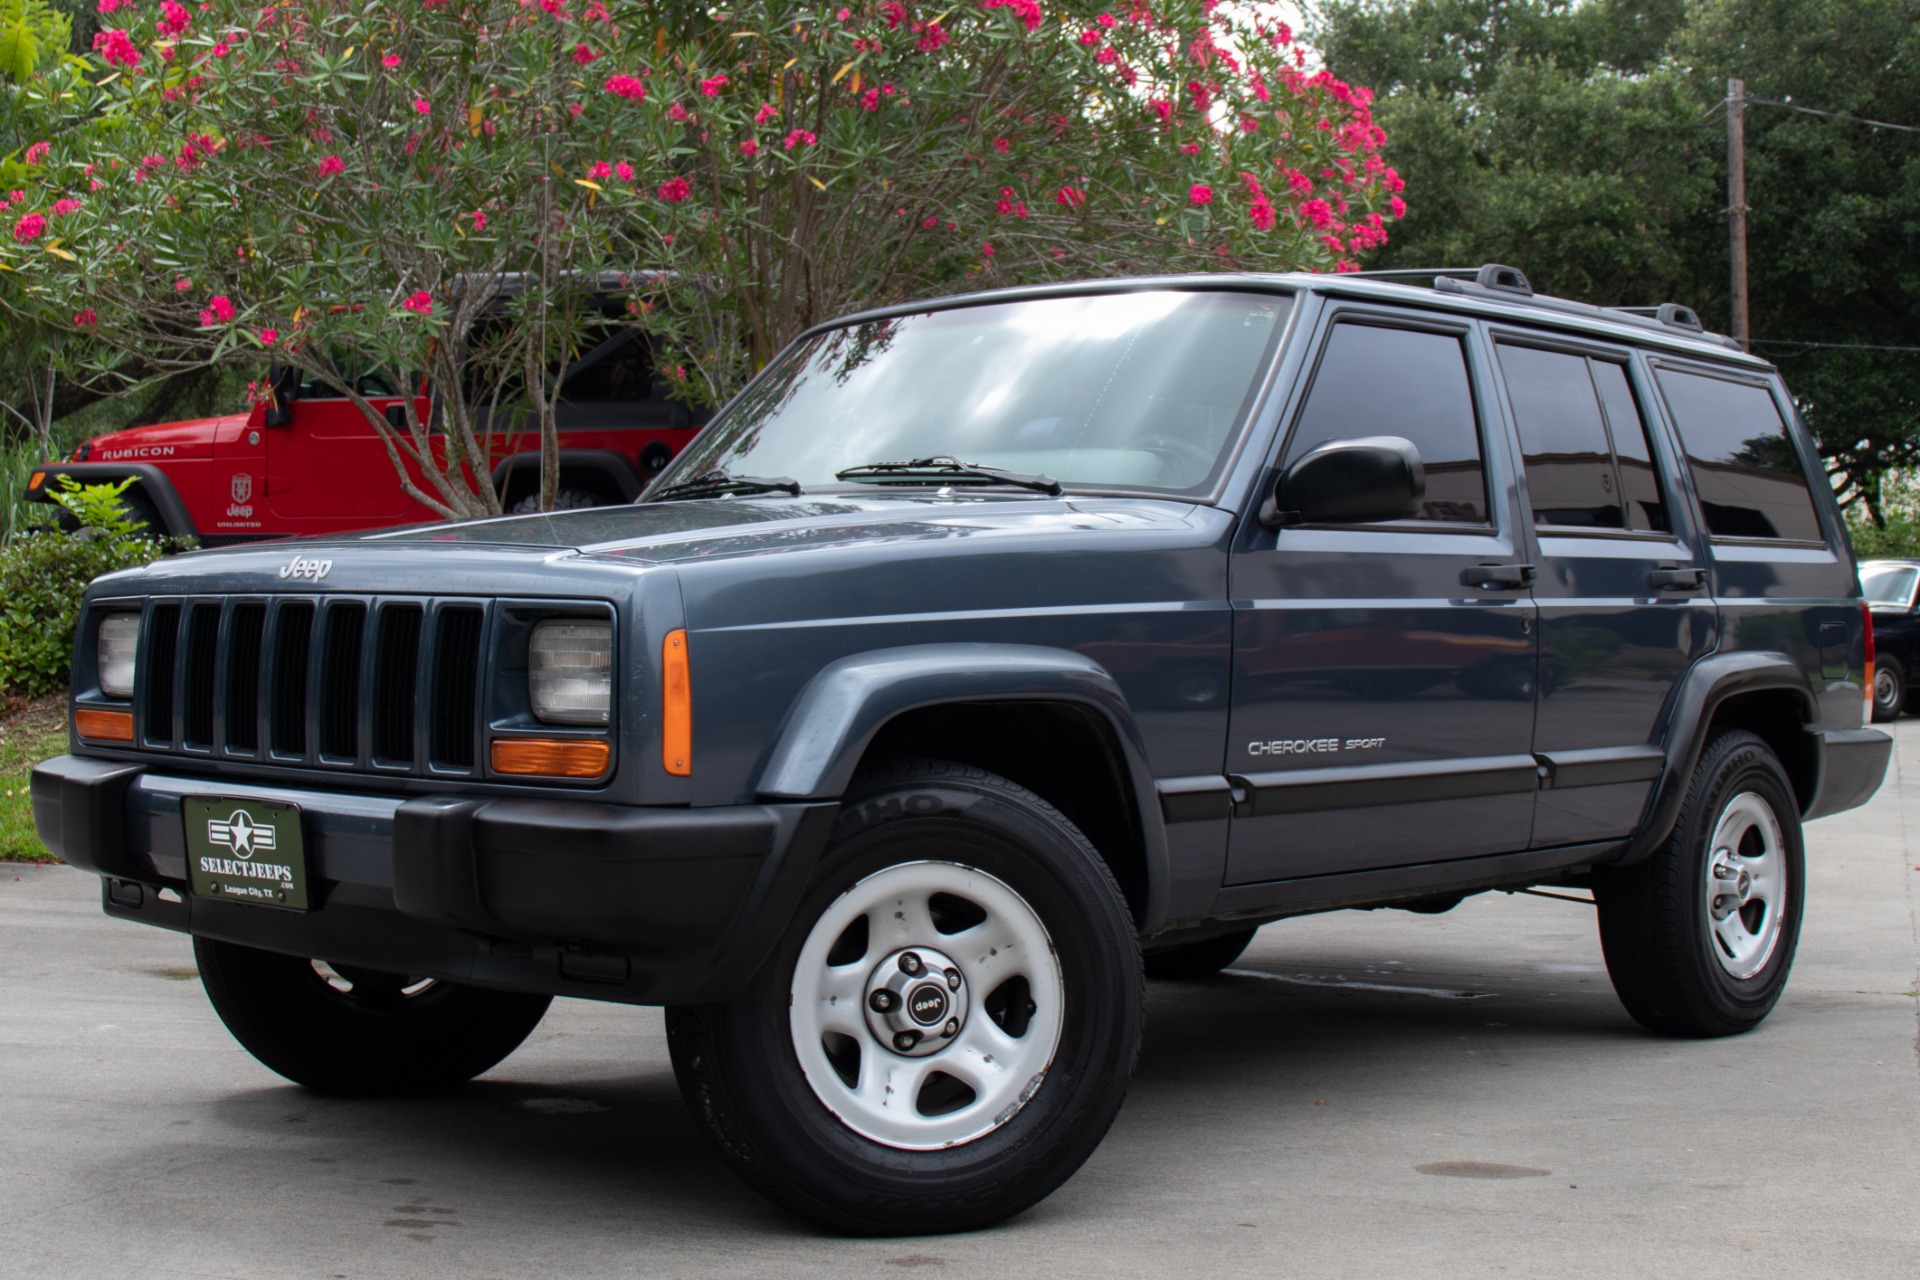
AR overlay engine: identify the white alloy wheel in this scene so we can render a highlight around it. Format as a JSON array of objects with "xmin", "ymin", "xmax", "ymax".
[
  {"xmin": 1702, "ymin": 791, "xmax": 1788, "ymax": 980},
  {"xmin": 789, "ymin": 859, "xmax": 1066, "ymax": 1150}
]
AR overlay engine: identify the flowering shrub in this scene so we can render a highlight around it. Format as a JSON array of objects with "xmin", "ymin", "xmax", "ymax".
[{"xmin": 9, "ymin": 0, "xmax": 1401, "ymax": 518}]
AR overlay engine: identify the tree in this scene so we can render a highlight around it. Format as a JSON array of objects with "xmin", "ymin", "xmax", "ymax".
[{"xmin": 8, "ymin": 0, "xmax": 1402, "ymax": 517}]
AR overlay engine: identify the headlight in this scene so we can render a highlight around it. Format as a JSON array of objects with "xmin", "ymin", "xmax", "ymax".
[
  {"xmin": 529, "ymin": 620, "xmax": 612, "ymax": 725},
  {"xmin": 98, "ymin": 614, "xmax": 140, "ymax": 699}
]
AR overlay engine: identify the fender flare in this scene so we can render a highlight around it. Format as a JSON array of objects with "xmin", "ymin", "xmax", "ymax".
[
  {"xmin": 30, "ymin": 463, "xmax": 198, "ymax": 537},
  {"xmin": 1622, "ymin": 650, "xmax": 1817, "ymax": 864},
  {"xmin": 755, "ymin": 643, "xmax": 1173, "ymax": 930},
  {"xmin": 490, "ymin": 449, "xmax": 645, "ymax": 504}
]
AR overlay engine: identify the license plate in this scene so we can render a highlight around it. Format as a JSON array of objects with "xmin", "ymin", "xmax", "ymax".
[{"xmin": 182, "ymin": 798, "xmax": 310, "ymax": 911}]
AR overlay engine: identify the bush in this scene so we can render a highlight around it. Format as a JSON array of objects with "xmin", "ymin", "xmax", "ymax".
[{"xmin": 0, "ymin": 531, "xmax": 184, "ymax": 697}]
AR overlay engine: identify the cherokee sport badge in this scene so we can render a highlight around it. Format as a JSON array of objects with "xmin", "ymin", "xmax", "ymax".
[{"xmin": 183, "ymin": 798, "xmax": 309, "ymax": 910}]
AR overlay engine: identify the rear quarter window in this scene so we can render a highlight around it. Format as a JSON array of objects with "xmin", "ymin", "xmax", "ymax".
[{"xmin": 1654, "ymin": 367, "xmax": 1823, "ymax": 542}]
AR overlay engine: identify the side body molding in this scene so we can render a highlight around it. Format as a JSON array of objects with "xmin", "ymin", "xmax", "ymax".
[
  {"xmin": 755, "ymin": 643, "xmax": 1173, "ymax": 929},
  {"xmin": 1622, "ymin": 651, "xmax": 1816, "ymax": 865}
]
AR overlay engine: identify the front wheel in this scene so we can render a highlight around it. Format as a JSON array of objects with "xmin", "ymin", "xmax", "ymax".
[
  {"xmin": 1873, "ymin": 656, "xmax": 1905, "ymax": 721},
  {"xmin": 194, "ymin": 938, "xmax": 552, "ymax": 1094},
  {"xmin": 1593, "ymin": 730, "xmax": 1804, "ymax": 1037},
  {"xmin": 668, "ymin": 759, "xmax": 1144, "ymax": 1235}
]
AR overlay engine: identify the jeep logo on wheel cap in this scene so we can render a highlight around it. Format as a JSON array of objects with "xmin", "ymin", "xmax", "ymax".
[{"xmin": 907, "ymin": 984, "xmax": 950, "ymax": 1026}]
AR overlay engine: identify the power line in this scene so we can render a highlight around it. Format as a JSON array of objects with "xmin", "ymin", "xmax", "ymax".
[{"xmin": 1744, "ymin": 95, "xmax": 1920, "ymax": 135}]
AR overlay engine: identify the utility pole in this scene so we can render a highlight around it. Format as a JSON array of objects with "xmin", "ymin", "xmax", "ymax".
[{"xmin": 1728, "ymin": 77, "xmax": 1750, "ymax": 352}]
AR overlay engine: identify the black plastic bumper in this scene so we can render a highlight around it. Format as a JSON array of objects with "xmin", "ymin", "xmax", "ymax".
[
  {"xmin": 1803, "ymin": 727, "xmax": 1893, "ymax": 822},
  {"xmin": 32, "ymin": 754, "xmax": 838, "ymax": 1005}
]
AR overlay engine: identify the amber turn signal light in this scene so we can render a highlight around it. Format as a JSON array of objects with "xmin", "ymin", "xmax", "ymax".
[
  {"xmin": 74, "ymin": 707, "xmax": 134, "ymax": 742},
  {"xmin": 26, "ymin": 471, "xmax": 43, "ymax": 492},
  {"xmin": 490, "ymin": 737, "xmax": 610, "ymax": 779},
  {"xmin": 661, "ymin": 628, "xmax": 691, "ymax": 777}
]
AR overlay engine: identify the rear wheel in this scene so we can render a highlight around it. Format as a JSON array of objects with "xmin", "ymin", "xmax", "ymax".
[
  {"xmin": 1872, "ymin": 656, "xmax": 1905, "ymax": 721},
  {"xmin": 1144, "ymin": 927, "xmax": 1256, "ymax": 980},
  {"xmin": 1593, "ymin": 731, "xmax": 1804, "ymax": 1037},
  {"xmin": 667, "ymin": 759, "xmax": 1143, "ymax": 1235},
  {"xmin": 194, "ymin": 937, "xmax": 552, "ymax": 1094}
]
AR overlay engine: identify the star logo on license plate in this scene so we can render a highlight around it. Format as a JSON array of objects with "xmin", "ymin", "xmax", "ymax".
[{"xmin": 206, "ymin": 809, "xmax": 277, "ymax": 860}]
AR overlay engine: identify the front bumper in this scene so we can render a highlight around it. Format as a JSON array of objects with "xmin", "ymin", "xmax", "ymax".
[{"xmin": 32, "ymin": 754, "xmax": 837, "ymax": 1005}]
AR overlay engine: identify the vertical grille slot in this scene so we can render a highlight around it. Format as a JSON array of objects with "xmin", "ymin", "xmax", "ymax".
[
  {"xmin": 224, "ymin": 604, "xmax": 265, "ymax": 754},
  {"xmin": 319, "ymin": 603, "xmax": 366, "ymax": 760},
  {"xmin": 270, "ymin": 603, "xmax": 314, "ymax": 756},
  {"xmin": 373, "ymin": 604, "xmax": 422, "ymax": 765},
  {"xmin": 181, "ymin": 604, "xmax": 220, "ymax": 750},
  {"xmin": 431, "ymin": 606, "xmax": 484, "ymax": 770},
  {"xmin": 143, "ymin": 603, "xmax": 180, "ymax": 745}
]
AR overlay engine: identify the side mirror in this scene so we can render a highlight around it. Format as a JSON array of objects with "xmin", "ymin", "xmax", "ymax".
[
  {"xmin": 1260, "ymin": 435, "xmax": 1425, "ymax": 528},
  {"xmin": 261, "ymin": 364, "xmax": 301, "ymax": 427}
]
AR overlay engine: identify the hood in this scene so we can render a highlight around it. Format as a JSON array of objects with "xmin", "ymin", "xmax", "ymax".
[
  {"xmin": 358, "ymin": 492, "xmax": 1209, "ymax": 563},
  {"xmin": 82, "ymin": 413, "xmax": 246, "ymax": 462}
]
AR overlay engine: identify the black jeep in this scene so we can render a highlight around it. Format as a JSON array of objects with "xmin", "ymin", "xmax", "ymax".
[{"xmin": 34, "ymin": 265, "xmax": 1890, "ymax": 1235}]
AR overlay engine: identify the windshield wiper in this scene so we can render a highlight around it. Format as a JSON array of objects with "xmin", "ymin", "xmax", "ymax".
[
  {"xmin": 834, "ymin": 456, "xmax": 1062, "ymax": 496},
  {"xmin": 648, "ymin": 469, "xmax": 802, "ymax": 502}
]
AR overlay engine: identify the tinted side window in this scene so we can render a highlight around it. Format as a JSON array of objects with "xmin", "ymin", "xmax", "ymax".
[
  {"xmin": 1589, "ymin": 361, "xmax": 1667, "ymax": 532},
  {"xmin": 560, "ymin": 329, "xmax": 656, "ymax": 404},
  {"xmin": 1292, "ymin": 323, "xmax": 1486, "ymax": 523},
  {"xmin": 1500, "ymin": 345, "xmax": 1620, "ymax": 529},
  {"xmin": 1656, "ymin": 368, "xmax": 1821, "ymax": 541}
]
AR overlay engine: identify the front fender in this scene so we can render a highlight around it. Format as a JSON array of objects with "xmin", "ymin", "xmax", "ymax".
[{"xmin": 754, "ymin": 642, "xmax": 1172, "ymax": 928}]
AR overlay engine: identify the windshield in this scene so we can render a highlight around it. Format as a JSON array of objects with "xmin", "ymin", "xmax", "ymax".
[
  {"xmin": 1862, "ymin": 564, "xmax": 1918, "ymax": 607},
  {"xmin": 660, "ymin": 289, "xmax": 1291, "ymax": 496}
]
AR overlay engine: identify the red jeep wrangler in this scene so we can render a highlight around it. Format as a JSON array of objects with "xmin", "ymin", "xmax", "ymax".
[{"xmin": 26, "ymin": 326, "xmax": 705, "ymax": 543}]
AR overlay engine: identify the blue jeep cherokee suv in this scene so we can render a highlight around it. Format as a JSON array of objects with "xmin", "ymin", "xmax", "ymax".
[{"xmin": 34, "ymin": 265, "xmax": 1891, "ymax": 1234}]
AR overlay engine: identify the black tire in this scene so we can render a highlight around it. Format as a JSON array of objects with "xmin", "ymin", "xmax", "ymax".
[
  {"xmin": 1592, "ymin": 730, "xmax": 1804, "ymax": 1037},
  {"xmin": 667, "ymin": 758, "xmax": 1144, "ymax": 1236},
  {"xmin": 1872, "ymin": 656, "xmax": 1905, "ymax": 722},
  {"xmin": 1143, "ymin": 927, "xmax": 1256, "ymax": 980},
  {"xmin": 194, "ymin": 937, "xmax": 552, "ymax": 1095},
  {"xmin": 509, "ymin": 487, "xmax": 606, "ymax": 514}
]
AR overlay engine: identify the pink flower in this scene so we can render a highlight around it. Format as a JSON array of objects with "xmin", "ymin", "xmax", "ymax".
[
  {"xmin": 568, "ymin": 101, "xmax": 585, "ymax": 117},
  {"xmin": 611, "ymin": 160, "xmax": 633, "ymax": 182},
  {"xmin": 699, "ymin": 74, "xmax": 728, "ymax": 97},
  {"xmin": 783, "ymin": 129, "xmax": 816, "ymax": 149},
  {"xmin": 590, "ymin": 160, "xmax": 613, "ymax": 179},
  {"xmin": 981, "ymin": 241, "xmax": 995, "ymax": 258},
  {"xmin": 1179, "ymin": 141, "xmax": 1200, "ymax": 155},
  {"xmin": 156, "ymin": 1, "xmax": 190, "ymax": 36},
  {"xmin": 571, "ymin": 43, "xmax": 598, "ymax": 65},
  {"xmin": 470, "ymin": 210, "xmax": 487, "ymax": 231},
  {"xmin": 1389, "ymin": 195, "xmax": 1407, "ymax": 219},
  {"xmin": 992, "ymin": 136, "xmax": 1010, "ymax": 154},
  {"xmin": 1079, "ymin": 28, "xmax": 1099, "ymax": 44},
  {"xmin": 92, "ymin": 28, "xmax": 141, "ymax": 68},
  {"xmin": 23, "ymin": 142, "xmax": 47, "ymax": 165},
  {"xmin": 401, "ymin": 290, "xmax": 433, "ymax": 316},
  {"xmin": 259, "ymin": 328, "xmax": 278, "ymax": 345},
  {"xmin": 916, "ymin": 20, "xmax": 950, "ymax": 51},
  {"xmin": 9, "ymin": 189, "xmax": 23, "ymax": 201},
  {"xmin": 50, "ymin": 198, "xmax": 81, "ymax": 215},
  {"xmin": 198, "ymin": 295, "xmax": 235, "ymax": 326},
  {"xmin": 1148, "ymin": 97, "xmax": 1172, "ymax": 120},
  {"xmin": 1096, "ymin": 11, "xmax": 1115, "ymax": 24},
  {"xmin": 412, "ymin": 98, "xmax": 431, "ymax": 114},
  {"xmin": 1249, "ymin": 201, "xmax": 1275, "ymax": 231},
  {"xmin": 382, "ymin": 53, "xmax": 400, "ymax": 68},
  {"xmin": 73, "ymin": 309, "xmax": 97, "ymax": 327},
  {"xmin": 212, "ymin": 41, "xmax": 229, "ymax": 56},
  {"xmin": 657, "ymin": 175, "xmax": 691, "ymax": 202},
  {"xmin": 1056, "ymin": 185, "xmax": 1085, "ymax": 208},
  {"xmin": 753, "ymin": 101, "xmax": 779, "ymax": 124},
  {"xmin": 1188, "ymin": 183, "xmax": 1213, "ymax": 205},
  {"xmin": 739, "ymin": 138, "xmax": 759, "ymax": 157},
  {"xmin": 1284, "ymin": 168, "xmax": 1312, "ymax": 194},
  {"xmin": 96, "ymin": 0, "xmax": 129, "ymax": 12},
  {"xmin": 11, "ymin": 214, "xmax": 45, "ymax": 242},
  {"xmin": 1299, "ymin": 197, "xmax": 1333, "ymax": 229},
  {"xmin": 667, "ymin": 102, "xmax": 689, "ymax": 122},
  {"xmin": 883, "ymin": 1, "xmax": 907, "ymax": 27},
  {"xmin": 174, "ymin": 278, "xmax": 191, "ymax": 291},
  {"xmin": 317, "ymin": 154, "xmax": 344, "ymax": 176}
]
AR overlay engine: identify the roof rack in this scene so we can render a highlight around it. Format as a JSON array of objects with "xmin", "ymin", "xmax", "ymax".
[{"xmin": 1343, "ymin": 263, "xmax": 1740, "ymax": 352}]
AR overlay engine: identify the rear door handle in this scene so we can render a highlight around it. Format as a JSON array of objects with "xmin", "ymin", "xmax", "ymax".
[
  {"xmin": 1462, "ymin": 563, "xmax": 1536, "ymax": 590},
  {"xmin": 1650, "ymin": 566, "xmax": 1705, "ymax": 591}
]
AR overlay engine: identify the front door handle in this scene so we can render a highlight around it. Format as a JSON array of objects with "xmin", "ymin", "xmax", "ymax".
[
  {"xmin": 1650, "ymin": 566, "xmax": 1705, "ymax": 591},
  {"xmin": 1462, "ymin": 563, "xmax": 1536, "ymax": 590}
]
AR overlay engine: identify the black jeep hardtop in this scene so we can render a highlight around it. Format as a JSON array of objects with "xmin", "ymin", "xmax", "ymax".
[{"xmin": 35, "ymin": 266, "xmax": 1890, "ymax": 1235}]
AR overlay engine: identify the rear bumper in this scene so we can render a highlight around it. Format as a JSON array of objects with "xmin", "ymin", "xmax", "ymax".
[
  {"xmin": 31, "ymin": 754, "xmax": 836, "ymax": 1005},
  {"xmin": 1804, "ymin": 727, "xmax": 1893, "ymax": 822}
]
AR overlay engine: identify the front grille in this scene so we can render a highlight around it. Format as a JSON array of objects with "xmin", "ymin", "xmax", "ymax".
[{"xmin": 131, "ymin": 596, "xmax": 490, "ymax": 777}]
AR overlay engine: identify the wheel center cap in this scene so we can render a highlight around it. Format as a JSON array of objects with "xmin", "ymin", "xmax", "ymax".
[{"xmin": 864, "ymin": 946, "xmax": 968, "ymax": 1057}]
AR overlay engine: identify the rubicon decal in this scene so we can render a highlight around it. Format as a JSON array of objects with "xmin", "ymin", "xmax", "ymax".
[{"xmin": 278, "ymin": 556, "xmax": 332, "ymax": 580}]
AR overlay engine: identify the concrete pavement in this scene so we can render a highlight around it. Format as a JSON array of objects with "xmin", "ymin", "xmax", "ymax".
[{"xmin": 2, "ymin": 724, "xmax": 1916, "ymax": 1278}]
